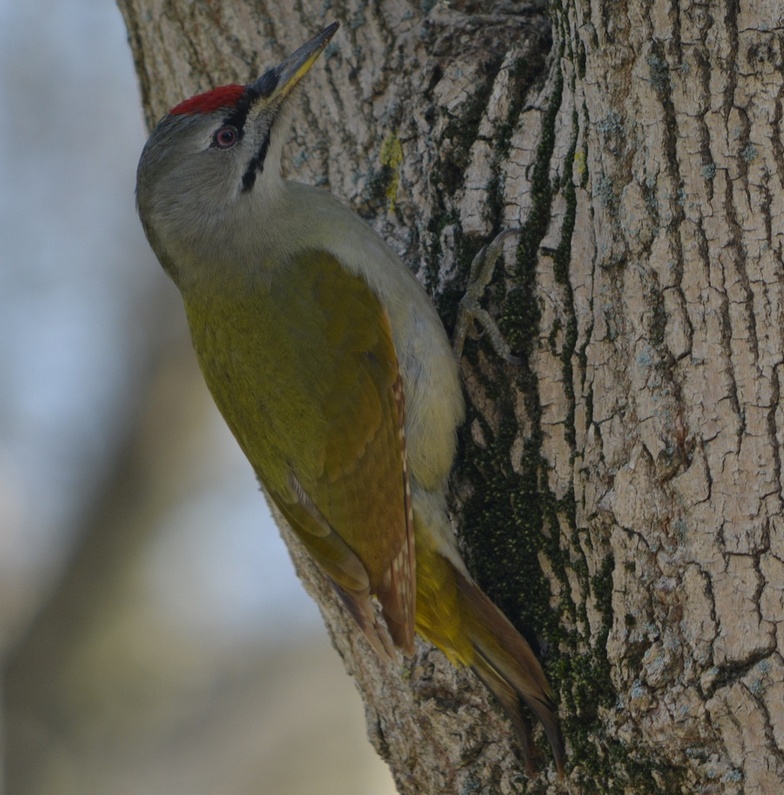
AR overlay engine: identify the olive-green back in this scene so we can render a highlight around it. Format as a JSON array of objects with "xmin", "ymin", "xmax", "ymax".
[{"xmin": 183, "ymin": 249, "xmax": 414, "ymax": 650}]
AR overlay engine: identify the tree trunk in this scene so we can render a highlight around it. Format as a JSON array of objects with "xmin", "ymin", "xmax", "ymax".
[{"xmin": 118, "ymin": 1, "xmax": 784, "ymax": 792}]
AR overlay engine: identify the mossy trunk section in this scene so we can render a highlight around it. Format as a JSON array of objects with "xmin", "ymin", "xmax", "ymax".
[{"xmin": 118, "ymin": 1, "xmax": 784, "ymax": 792}]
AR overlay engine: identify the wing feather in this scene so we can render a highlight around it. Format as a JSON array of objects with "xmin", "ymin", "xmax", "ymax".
[{"xmin": 187, "ymin": 249, "xmax": 416, "ymax": 655}]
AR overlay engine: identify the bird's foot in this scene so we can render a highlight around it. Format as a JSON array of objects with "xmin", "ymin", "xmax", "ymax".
[{"xmin": 453, "ymin": 229, "xmax": 522, "ymax": 365}]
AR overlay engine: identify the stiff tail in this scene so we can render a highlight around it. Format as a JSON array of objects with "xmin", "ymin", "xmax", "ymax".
[
  {"xmin": 411, "ymin": 498, "xmax": 564, "ymax": 775},
  {"xmin": 454, "ymin": 571, "xmax": 565, "ymax": 776}
]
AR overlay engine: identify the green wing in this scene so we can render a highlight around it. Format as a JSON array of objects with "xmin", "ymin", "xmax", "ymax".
[{"xmin": 185, "ymin": 249, "xmax": 415, "ymax": 655}]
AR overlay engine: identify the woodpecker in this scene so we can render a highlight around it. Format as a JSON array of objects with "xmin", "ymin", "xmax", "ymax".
[{"xmin": 136, "ymin": 22, "xmax": 564, "ymax": 774}]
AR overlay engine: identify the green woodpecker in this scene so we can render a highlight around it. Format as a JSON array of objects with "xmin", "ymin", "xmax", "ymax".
[{"xmin": 136, "ymin": 22, "xmax": 564, "ymax": 774}]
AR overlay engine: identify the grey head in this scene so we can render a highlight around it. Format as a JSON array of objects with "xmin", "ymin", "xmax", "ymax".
[{"xmin": 135, "ymin": 23, "xmax": 339, "ymax": 284}]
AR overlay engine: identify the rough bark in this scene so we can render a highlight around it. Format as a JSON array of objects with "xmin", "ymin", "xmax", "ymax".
[{"xmin": 117, "ymin": 1, "xmax": 784, "ymax": 792}]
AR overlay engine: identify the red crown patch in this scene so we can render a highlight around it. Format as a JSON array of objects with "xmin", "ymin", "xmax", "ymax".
[{"xmin": 169, "ymin": 84, "xmax": 245, "ymax": 116}]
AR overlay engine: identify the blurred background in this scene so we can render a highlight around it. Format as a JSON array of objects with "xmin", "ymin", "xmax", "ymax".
[{"xmin": 0, "ymin": 0, "xmax": 395, "ymax": 792}]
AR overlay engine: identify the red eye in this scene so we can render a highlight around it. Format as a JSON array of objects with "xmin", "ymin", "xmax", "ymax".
[{"xmin": 213, "ymin": 126, "xmax": 238, "ymax": 149}]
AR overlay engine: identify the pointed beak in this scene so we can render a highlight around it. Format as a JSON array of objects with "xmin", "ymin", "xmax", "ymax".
[{"xmin": 249, "ymin": 22, "xmax": 339, "ymax": 103}]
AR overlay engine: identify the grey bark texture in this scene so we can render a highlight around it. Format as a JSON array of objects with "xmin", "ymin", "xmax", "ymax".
[{"xmin": 117, "ymin": 1, "xmax": 784, "ymax": 792}]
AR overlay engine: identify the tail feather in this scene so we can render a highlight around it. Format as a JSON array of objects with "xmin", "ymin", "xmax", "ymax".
[
  {"xmin": 471, "ymin": 655, "xmax": 538, "ymax": 775},
  {"xmin": 455, "ymin": 571, "xmax": 566, "ymax": 776}
]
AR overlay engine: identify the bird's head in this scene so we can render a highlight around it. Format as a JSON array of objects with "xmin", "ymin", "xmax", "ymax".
[{"xmin": 136, "ymin": 22, "xmax": 338, "ymax": 282}]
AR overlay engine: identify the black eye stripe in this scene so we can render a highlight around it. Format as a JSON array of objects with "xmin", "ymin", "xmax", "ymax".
[
  {"xmin": 220, "ymin": 66, "xmax": 277, "ymax": 133},
  {"xmin": 222, "ymin": 87, "xmax": 258, "ymax": 131},
  {"xmin": 255, "ymin": 69, "xmax": 279, "ymax": 98},
  {"xmin": 220, "ymin": 78, "xmax": 276, "ymax": 193}
]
